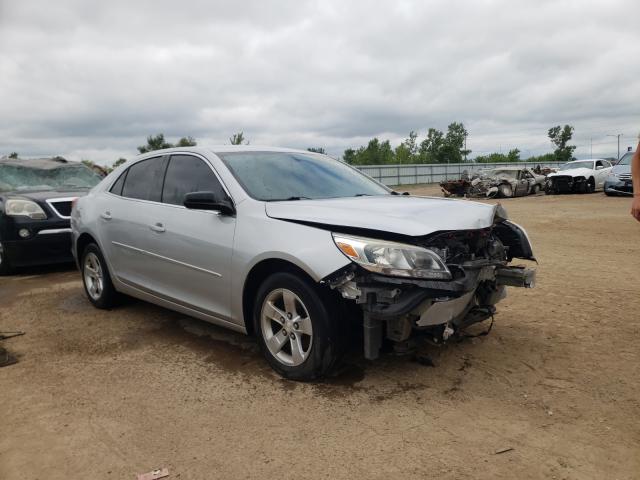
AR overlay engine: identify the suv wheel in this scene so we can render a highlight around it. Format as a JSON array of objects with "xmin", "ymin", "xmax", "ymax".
[
  {"xmin": 0, "ymin": 243, "xmax": 13, "ymax": 275},
  {"xmin": 81, "ymin": 243, "xmax": 118, "ymax": 308},
  {"xmin": 254, "ymin": 272, "xmax": 344, "ymax": 380}
]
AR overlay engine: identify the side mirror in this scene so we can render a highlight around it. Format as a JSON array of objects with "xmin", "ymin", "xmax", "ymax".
[
  {"xmin": 596, "ymin": 165, "xmax": 604, "ymax": 170},
  {"xmin": 183, "ymin": 191, "xmax": 236, "ymax": 215}
]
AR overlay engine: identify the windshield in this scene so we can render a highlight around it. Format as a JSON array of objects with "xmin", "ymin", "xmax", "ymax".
[
  {"xmin": 217, "ymin": 151, "xmax": 390, "ymax": 201},
  {"xmin": 617, "ymin": 152, "xmax": 633, "ymax": 166},
  {"xmin": 559, "ymin": 161, "xmax": 594, "ymax": 171},
  {"xmin": 0, "ymin": 163, "xmax": 102, "ymax": 192}
]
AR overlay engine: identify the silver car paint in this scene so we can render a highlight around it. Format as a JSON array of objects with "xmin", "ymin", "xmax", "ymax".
[
  {"xmin": 72, "ymin": 146, "xmax": 532, "ymax": 336},
  {"xmin": 72, "ymin": 147, "xmax": 354, "ymax": 333},
  {"xmin": 265, "ymin": 195, "xmax": 498, "ymax": 236}
]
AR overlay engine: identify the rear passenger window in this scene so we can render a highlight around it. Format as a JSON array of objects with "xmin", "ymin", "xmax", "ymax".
[
  {"xmin": 109, "ymin": 170, "xmax": 127, "ymax": 196},
  {"xmin": 122, "ymin": 156, "xmax": 166, "ymax": 202},
  {"xmin": 162, "ymin": 155, "xmax": 227, "ymax": 206}
]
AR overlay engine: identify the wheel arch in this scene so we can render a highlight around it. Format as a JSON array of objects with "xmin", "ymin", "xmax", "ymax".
[
  {"xmin": 242, "ymin": 258, "xmax": 318, "ymax": 336},
  {"xmin": 76, "ymin": 232, "xmax": 98, "ymax": 265}
]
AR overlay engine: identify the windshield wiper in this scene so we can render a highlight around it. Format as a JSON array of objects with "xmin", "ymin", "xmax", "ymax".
[
  {"xmin": 354, "ymin": 193, "xmax": 371, "ymax": 197},
  {"xmin": 268, "ymin": 196, "xmax": 311, "ymax": 201}
]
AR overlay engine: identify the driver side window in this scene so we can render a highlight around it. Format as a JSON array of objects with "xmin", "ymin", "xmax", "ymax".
[{"xmin": 162, "ymin": 155, "xmax": 227, "ymax": 206}]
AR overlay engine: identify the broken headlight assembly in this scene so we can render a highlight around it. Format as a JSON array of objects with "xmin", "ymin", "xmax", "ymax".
[
  {"xmin": 4, "ymin": 198, "xmax": 47, "ymax": 220},
  {"xmin": 332, "ymin": 233, "xmax": 451, "ymax": 280}
]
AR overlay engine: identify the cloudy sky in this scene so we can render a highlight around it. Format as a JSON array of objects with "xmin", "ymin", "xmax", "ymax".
[{"xmin": 1, "ymin": 0, "xmax": 639, "ymax": 165}]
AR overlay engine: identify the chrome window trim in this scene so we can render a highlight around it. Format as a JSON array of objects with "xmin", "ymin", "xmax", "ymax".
[
  {"xmin": 104, "ymin": 152, "xmax": 235, "ymax": 212},
  {"xmin": 112, "ymin": 241, "xmax": 222, "ymax": 278}
]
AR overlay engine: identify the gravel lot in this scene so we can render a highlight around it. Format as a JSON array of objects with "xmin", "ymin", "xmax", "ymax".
[{"xmin": 1, "ymin": 186, "xmax": 639, "ymax": 480}]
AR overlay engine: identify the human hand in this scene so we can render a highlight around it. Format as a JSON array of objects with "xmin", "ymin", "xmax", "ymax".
[{"xmin": 632, "ymin": 195, "xmax": 640, "ymax": 222}]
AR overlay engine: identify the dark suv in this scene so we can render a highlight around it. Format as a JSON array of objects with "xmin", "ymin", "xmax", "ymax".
[{"xmin": 0, "ymin": 157, "xmax": 102, "ymax": 274}]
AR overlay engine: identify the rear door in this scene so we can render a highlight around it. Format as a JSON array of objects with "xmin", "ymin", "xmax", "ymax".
[
  {"xmin": 98, "ymin": 155, "xmax": 169, "ymax": 290},
  {"xmin": 150, "ymin": 154, "xmax": 236, "ymax": 322}
]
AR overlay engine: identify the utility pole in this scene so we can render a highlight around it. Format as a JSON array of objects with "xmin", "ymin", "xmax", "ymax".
[{"xmin": 607, "ymin": 133, "xmax": 623, "ymax": 160}]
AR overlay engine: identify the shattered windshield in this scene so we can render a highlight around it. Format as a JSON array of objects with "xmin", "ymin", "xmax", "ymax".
[
  {"xmin": 559, "ymin": 161, "xmax": 593, "ymax": 171},
  {"xmin": 0, "ymin": 162, "xmax": 102, "ymax": 192}
]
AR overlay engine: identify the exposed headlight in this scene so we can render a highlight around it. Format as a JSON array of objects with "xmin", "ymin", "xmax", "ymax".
[
  {"xmin": 5, "ymin": 198, "xmax": 47, "ymax": 220},
  {"xmin": 332, "ymin": 234, "xmax": 451, "ymax": 280},
  {"xmin": 608, "ymin": 171, "xmax": 619, "ymax": 178}
]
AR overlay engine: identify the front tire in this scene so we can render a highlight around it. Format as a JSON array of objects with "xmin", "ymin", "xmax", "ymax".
[
  {"xmin": 498, "ymin": 183, "xmax": 513, "ymax": 198},
  {"xmin": 253, "ymin": 272, "xmax": 344, "ymax": 381},
  {"xmin": 531, "ymin": 184, "xmax": 541, "ymax": 195},
  {"xmin": 0, "ymin": 244, "xmax": 13, "ymax": 276},
  {"xmin": 81, "ymin": 243, "xmax": 118, "ymax": 309}
]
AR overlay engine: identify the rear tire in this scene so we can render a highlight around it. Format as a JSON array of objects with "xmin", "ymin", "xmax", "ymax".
[
  {"xmin": 253, "ymin": 272, "xmax": 345, "ymax": 381},
  {"xmin": 81, "ymin": 243, "xmax": 118, "ymax": 309}
]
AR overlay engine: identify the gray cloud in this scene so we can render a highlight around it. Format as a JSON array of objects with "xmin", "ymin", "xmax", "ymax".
[{"xmin": 1, "ymin": 0, "xmax": 639, "ymax": 164}]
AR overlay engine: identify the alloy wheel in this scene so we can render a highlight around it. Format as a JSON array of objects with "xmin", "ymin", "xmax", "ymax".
[
  {"xmin": 83, "ymin": 252, "xmax": 104, "ymax": 301},
  {"xmin": 260, "ymin": 288, "xmax": 313, "ymax": 366}
]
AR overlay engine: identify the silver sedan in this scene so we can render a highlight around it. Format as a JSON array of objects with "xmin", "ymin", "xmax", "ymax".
[{"xmin": 72, "ymin": 147, "xmax": 536, "ymax": 380}]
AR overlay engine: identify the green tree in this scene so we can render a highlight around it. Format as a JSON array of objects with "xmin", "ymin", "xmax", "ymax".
[
  {"xmin": 307, "ymin": 147, "xmax": 326, "ymax": 154},
  {"xmin": 343, "ymin": 148, "xmax": 357, "ymax": 164},
  {"xmin": 113, "ymin": 158, "xmax": 127, "ymax": 168},
  {"xmin": 229, "ymin": 132, "xmax": 248, "ymax": 145},
  {"xmin": 138, "ymin": 134, "xmax": 173, "ymax": 153},
  {"xmin": 8, "ymin": 152, "xmax": 18, "ymax": 159},
  {"xmin": 395, "ymin": 131, "xmax": 419, "ymax": 164},
  {"xmin": 441, "ymin": 122, "xmax": 469, "ymax": 163},
  {"xmin": 418, "ymin": 128, "xmax": 446, "ymax": 163},
  {"xmin": 506, "ymin": 148, "xmax": 521, "ymax": 162},
  {"xmin": 419, "ymin": 128, "xmax": 445, "ymax": 163},
  {"xmin": 548, "ymin": 125, "xmax": 576, "ymax": 162},
  {"xmin": 176, "ymin": 136, "xmax": 197, "ymax": 147}
]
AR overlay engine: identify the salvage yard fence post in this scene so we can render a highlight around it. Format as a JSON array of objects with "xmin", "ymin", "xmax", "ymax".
[{"xmin": 354, "ymin": 161, "xmax": 565, "ymax": 186}]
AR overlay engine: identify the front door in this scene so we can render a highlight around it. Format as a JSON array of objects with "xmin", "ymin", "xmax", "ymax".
[{"xmin": 150, "ymin": 154, "xmax": 236, "ymax": 322}]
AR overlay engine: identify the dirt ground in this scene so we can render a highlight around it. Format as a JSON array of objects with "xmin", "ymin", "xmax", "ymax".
[{"xmin": 1, "ymin": 186, "xmax": 639, "ymax": 480}]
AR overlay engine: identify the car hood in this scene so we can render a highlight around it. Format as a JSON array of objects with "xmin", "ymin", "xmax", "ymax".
[
  {"xmin": 265, "ymin": 195, "xmax": 500, "ymax": 236},
  {"xmin": 548, "ymin": 168, "xmax": 593, "ymax": 178},
  {"xmin": 612, "ymin": 164, "xmax": 631, "ymax": 175}
]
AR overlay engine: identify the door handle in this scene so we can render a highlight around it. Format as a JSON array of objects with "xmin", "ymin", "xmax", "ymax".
[
  {"xmin": 149, "ymin": 222, "xmax": 165, "ymax": 233},
  {"xmin": 101, "ymin": 211, "xmax": 112, "ymax": 220}
]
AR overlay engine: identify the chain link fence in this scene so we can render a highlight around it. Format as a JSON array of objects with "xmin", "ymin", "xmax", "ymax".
[{"xmin": 355, "ymin": 161, "xmax": 565, "ymax": 186}]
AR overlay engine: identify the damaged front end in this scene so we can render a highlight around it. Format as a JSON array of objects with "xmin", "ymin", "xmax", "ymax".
[
  {"xmin": 546, "ymin": 175, "xmax": 589, "ymax": 194},
  {"xmin": 324, "ymin": 210, "xmax": 536, "ymax": 360}
]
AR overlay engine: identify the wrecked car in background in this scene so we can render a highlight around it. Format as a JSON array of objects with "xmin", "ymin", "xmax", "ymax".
[
  {"xmin": 441, "ymin": 167, "xmax": 545, "ymax": 198},
  {"xmin": 546, "ymin": 159, "xmax": 612, "ymax": 194},
  {"xmin": 72, "ymin": 147, "xmax": 536, "ymax": 380},
  {"xmin": 0, "ymin": 157, "xmax": 102, "ymax": 274}
]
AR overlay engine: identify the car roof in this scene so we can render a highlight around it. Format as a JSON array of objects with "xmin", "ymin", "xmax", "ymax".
[{"xmin": 134, "ymin": 145, "xmax": 314, "ymax": 160}]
